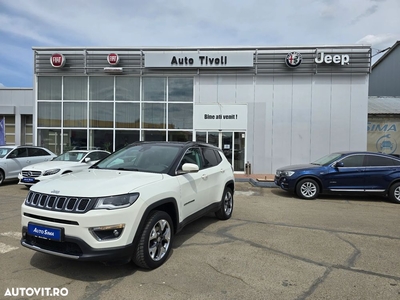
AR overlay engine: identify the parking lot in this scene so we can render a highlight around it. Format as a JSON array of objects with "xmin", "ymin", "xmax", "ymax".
[{"xmin": 1, "ymin": 180, "xmax": 400, "ymax": 300}]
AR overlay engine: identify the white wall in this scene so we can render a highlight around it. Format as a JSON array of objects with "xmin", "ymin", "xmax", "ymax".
[{"xmin": 196, "ymin": 74, "xmax": 369, "ymax": 174}]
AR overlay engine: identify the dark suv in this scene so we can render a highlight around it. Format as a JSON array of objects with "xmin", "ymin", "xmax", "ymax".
[{"xmin": 274, "ymin": 151, "xmax": 400, "ymax": 203}]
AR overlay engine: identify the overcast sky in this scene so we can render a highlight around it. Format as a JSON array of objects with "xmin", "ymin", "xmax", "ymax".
[{"xmin": 0, "ymin": 0, "xmax": 399, "ymax": 87}]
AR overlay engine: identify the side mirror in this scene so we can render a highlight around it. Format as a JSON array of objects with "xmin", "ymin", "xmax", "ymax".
[
  {"xmin": 181, "ymin": 163, "xmax": 199, "ymax": 173},
  {"xmin": 84, "ymin": 157, "xmax": 91, "ymax": 163},
  {"xmin": 334, "ymin": 161, "xmax": 344, "ymax": 168}
]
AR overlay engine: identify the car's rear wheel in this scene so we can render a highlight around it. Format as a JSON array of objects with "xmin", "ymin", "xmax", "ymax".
[
  {"xmin": 296, "ymin": 178, "xmax": 319, "ymax": 199},
  {"xmin": 0, "ymin": 170, "xmax": 4, "ymax": 185},
  {"xmin": 215, "ymin": 187, "xmax": 233, "ymax": 220},
  {"xmin": 133, "ymin": 210, "xmax": 173, "ymax": 269},
  {"xmin": 388, "ymin": 182, "xmax": 400, "ymax": 204}
]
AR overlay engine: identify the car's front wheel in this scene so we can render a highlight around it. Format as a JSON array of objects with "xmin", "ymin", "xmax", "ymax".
[
  {"xmin": 0, "ymin": 170, "xmax": 4, "ymax": 185},
  {"xmin": 133, "ymin": 210, "xmax": 173, "ymax": 269},
  {"xmin": 215, "ymin": 187, "xmax": 234, "ymax": 220},
  {"xmin": 296, "ymin": 178, "xmax": 319, "ymax": 199},
  {"xmin": 388, "ymin": 182, "xmax": 400, "ymax": 204}
]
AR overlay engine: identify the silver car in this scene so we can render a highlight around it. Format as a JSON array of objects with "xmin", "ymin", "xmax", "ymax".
[{"xmin": 0, "ymin": 146, "xmax": 57, "ymax": 185}]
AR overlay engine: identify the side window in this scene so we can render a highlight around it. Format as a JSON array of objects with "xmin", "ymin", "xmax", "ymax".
[
  {"xmin": 202, "ymin": 148, "xmax": 220, "ymax": 168},
  {"xmin": 339, "ymin": 155, "xmax": 364, "ymax": 167},
  {"xmin": 11, "ymin": 148, "xmax": 28, "ymax": 158},
  {"xmin": 28, "ymin": 148, "xmax": 48, "ymax": 157},
  {"xmin": 180, "ymin": 148, "xmax": 203, "ymax": 169},
  {"xmin": 365, "ymin": 155, "xmax": 400, "ymax": 166}
]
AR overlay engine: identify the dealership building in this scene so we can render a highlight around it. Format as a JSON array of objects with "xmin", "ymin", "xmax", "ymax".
[{"xmin": 1, "ymin": 45, "xmax": 371, "ymax": 174}]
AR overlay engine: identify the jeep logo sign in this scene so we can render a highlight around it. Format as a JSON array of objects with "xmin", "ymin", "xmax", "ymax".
[{"xmin": 315, "ymin": 52, "xmax": 350, "ymax": 65}]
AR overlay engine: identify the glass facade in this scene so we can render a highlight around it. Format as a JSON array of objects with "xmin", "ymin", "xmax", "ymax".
[{"xmin": 36, "ymin": 76, "xmax": 194, "ymax": 154}]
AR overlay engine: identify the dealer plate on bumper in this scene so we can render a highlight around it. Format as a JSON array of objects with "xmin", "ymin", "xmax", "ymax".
[
  {"xmin": 22, "ymin": 178, "xmax": 35, "ymax": 183},
  {"xmin": 28, "ymin": 223, "xmax": 63, "ymax": 242}
]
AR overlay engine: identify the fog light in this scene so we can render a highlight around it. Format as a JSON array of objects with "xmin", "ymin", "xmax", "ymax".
[{"xmin": 89, "ymin": 224, "xmax": 125, "ymax": 241}]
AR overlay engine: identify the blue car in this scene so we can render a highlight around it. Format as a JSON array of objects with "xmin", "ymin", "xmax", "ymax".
[{"xmin": 274, "ymin": 151, "xmax": 400, "ymax": 203}]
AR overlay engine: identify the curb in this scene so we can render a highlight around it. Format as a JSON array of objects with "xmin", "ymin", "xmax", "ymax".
[{"xmin": 235, "ymin": 178, "xmax": 278, "ymax": 188}]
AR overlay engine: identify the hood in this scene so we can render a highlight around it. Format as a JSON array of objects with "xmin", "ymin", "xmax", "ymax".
[
  {"xmin": 277, "ymin": 163, "xmax": 323, "ymax": 171},
  {"xmin": 30, "ymin": 169, "xmax": 165, "ymax": 197},
  {"xmin": 24, "ymin": 161, "xmax": 84, "ymax": 170}
]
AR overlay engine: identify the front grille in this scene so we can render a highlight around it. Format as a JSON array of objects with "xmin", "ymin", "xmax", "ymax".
[
  {"xmin": 22, "ymin": 170, "xmax": 42, "ymax": 177},
  {"xmin": 25, "ymin": 191, "xmax": 94, "ymax": 213}
]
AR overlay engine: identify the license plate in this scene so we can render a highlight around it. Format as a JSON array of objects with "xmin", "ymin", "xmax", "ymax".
[
  {"xmin": 22, "ymin": 178, "xmax": 35, "ymax": 183},
  {"xmin": 28, "ymin": 223, "xmax": 63, "ymax": 241}
]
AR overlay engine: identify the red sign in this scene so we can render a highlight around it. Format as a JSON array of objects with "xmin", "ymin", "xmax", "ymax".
[
  {"xmin": 50, "ymin": 53, "xmax": 66, "ymax": 68},
  {"xmin": 107, "ymin": 53, "xmax": 119, "ymax": 65}
]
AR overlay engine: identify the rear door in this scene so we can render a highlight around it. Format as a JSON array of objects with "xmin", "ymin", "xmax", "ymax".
[
  {"xmin": 27, "ymin": 147, "xmax": 55, "ymax": 165},
  {"xmin": 200, "ymin": 147, "xmax": 227, "ymax": 206},
  {"xmin": 363, "ymin": 154, "xmax": 400, "ymax": 191}
]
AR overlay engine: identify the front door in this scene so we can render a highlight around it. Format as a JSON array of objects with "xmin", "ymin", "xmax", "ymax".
[{"xmin": 195, "ymin": 131, "xmax": 245, "ymax": 172}]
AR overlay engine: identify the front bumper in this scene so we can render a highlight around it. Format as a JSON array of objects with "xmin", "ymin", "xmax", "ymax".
[
  {"xmin": 21, "ymin": 226, "xmax": 134, "ymax": 264},
  {"xmin": 274, "ymin": 175, "xmax": 293, "ymax": 191}
]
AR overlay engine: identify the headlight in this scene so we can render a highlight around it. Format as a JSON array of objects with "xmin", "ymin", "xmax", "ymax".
[
  {"xmin": 43, "ymin": 168, "xmax": 61, "ymax": 176},
  {"xmin": 94, "ymin": 193, "xmax": 140, "ymax": 210},
  {"xmin": 283, "ymin": 171, "xmax": 295, "ymax": 177}
]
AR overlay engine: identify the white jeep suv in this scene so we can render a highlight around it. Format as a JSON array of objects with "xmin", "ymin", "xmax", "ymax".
[{"xmin": 21, "ymin": 142, "xmax": 235, "ymax": 269}]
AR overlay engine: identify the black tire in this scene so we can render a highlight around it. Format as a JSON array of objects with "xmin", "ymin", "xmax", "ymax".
[
  {"xmin": 133, "ymin": 210, "xmax": 173, "ymax": 269},
  {"xmin": 215, "ymin": 187, "xmax": 233, "ymax": 220},
  {"xmin": 0, "ymin": 170, "xmax": 4, "ymax": 186},
  {"xmin": 296, "ymin": 178, "xmax": 319, "ymax": 200},
  {"xmin": 388, "ymin": 182, "xmax": 400, "ymax": 204}
]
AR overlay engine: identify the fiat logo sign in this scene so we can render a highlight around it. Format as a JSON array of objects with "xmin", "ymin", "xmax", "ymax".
[
  {"xmin": 50, "ymin": 53, "xmax": 66, "ymax": 68},
  {"xmin": 107, "ymin": 53, "xmax": 119, "ymax": 65}
]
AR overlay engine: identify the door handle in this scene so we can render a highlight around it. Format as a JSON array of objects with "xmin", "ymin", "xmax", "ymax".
[
  {"xmin": 201, "ymin": 174, "xmax": 208, "ymax": 180},
  {"xmin": 220, "ymin": 169, "xmax": 225, "ymax": 173}
]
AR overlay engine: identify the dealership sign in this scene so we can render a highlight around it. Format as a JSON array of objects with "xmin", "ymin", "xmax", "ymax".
[
  {"xmin": 145, "ymin": 51, "xmax": 254, "ymax": 68},
  {"xmin": 194, "ymin": 104, "xmax": 247, "ymax": 130},
  {"xmin": 50, "ymin": 53, "xmax": 66, "ymax": 68},
  {"xmin": 107, "ymin": 53, "xmax": 119, "ymax": 65},
  {"xmin": 315, "ymin": 52, "xmax": 350, "ymax": 65}
]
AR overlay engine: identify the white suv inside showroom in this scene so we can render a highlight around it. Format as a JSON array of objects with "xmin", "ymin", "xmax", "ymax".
[{"xmin": 21, "ymin": 142, "xmax": 235, "ymax": 269}]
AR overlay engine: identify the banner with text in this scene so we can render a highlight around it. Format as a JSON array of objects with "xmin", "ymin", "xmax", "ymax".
[
  {"xmin": 0, "ymin": 117, "xmax": 5, "ymax": 146},
  {"xmin": 194, "ymin": 104, "xmax": 247, "ymax": 130}
]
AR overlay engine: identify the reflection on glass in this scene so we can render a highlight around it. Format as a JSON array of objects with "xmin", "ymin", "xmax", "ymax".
[
  {"xmin": 89, "ymin": 102, "xmax": 113, "ymax": 128},
  {"xmin": 208, "ymin": 132, "xmax": 219, "ymax": 147},
  {"xmin": 142, "ymin": 103, "xmax": 166, "ymax": 129},
  {"xmin": 115, "ymin": 130, "xmax": 140, "ymax": 151},
  {"xmin": 143, "ymin": 77, "xmax": 166, "ymax": 101},
  {"xmin": 38, "ymin": 129, "xmax": 62, "ymax": 155},
  {"xmin": 63, "ymin": 129, "xmax": 87, "ymax": 151},
  {"xmin": 90, "ymin": 129, "xmax": 113, "ymax": 152},
  {"xmin": 143, "ymin": 130, "xmax": 166, "ymax": 141},
  {"xmin": 38, "ymin": 77, "xmax": 62, "ymax": 100},
  {"xmin": 116, "ymin": 77, "xmax": 140, "ymax": 101},
  {"xmin": 168, "ymin": 78, "xmax": 193, "ymax": 102},
  {"xmin": 234, "ymin": 132, "xmax": 245, "ymax": 172},
  {"xmin": 168, "ymin": 104, "xmax": 193, "ymax": 129},
  {"xmin": 63, "ymin": 102, "xmax": 87, "ymax": 127},
  {"xmin": 89, "ymin": 77, "xmax": 114, "ymax": 100},
  {"xmin": 168, "ymin": 131, "xmax": 192, "ymax": 142},
  {"xmin": 64, "ymin": 77, "xmax": 88, "ymax": 100},
  {"xmin": 38, "ymin": 102, "xmax": 61, "ymax": 127},
  {"xmin": 196, "ymin": 132, "xmax": 206, "ymax": 143},
  {"xmin": 115, "ymin": 103, "xmax": 140, "ymax": 128}
]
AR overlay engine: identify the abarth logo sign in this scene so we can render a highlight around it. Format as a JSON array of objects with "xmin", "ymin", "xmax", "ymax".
[{"xmin": 285, "ymin": 52, "xmax": 302, "ymax": 68}]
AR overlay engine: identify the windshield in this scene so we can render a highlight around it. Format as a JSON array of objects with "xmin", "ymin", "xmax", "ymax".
[
  {"xmin": 94, "ymin": 144, "xmax": 180, "ymax": 173},
  {"xmin": 0, "ymin": 148, "xmax": 12, "ymax": 158},
  {"xmin": 53, "ymin": 151, "xmax": 87, "ymax": 162},
  {"xmin": 312, "ymin": 153, "xmax": 344, "ymax": 166}
]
